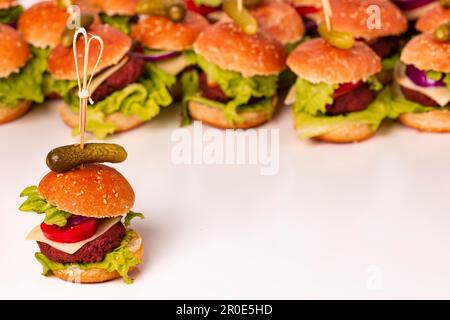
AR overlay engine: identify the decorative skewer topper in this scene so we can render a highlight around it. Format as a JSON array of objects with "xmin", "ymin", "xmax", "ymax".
[
  {"xmin": 72, "ymin": 28, "xmax": 104, "ymax": 149},
  {"xmin": 318, "ymin": 0, "xmax": 355, "ymax": 49}
]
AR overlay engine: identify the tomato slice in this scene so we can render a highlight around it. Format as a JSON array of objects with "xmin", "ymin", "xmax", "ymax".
[
  {"xmin": 293, "ymin": 5, "xmax": 321, "ymax": 16},
  {"xmin": 186, "ymin": 0, "xmax": 219, "ymax": 16},
  {"xmin": 333, "ymin": 81, "xmax": 363, "ymax": 98},
  {"xmin": 41, "ymin": 216, "xmax": 99, "ymax": 243}
]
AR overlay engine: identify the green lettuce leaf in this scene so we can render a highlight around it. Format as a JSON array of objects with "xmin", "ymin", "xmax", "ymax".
[
  {"xmin": 68, "ymin": 63, "xmax": 176, "ymax": 138},
  {"xmin": 293, "ymin": 78, "xmax": 337, "ymax": 116},
  {"xmin": 0, "ymin": 47, "xmax": 50, "ymax": 107},
  {"xmin": 366, "ymin": 76, "xmax": 383, "ymax": 92},
  {"xmin": 444, "ymin": 74, "xmax": 450, "ymax": 91},
  {"xmin": 194, "ymin": 54, "xmax": 278, "ymax": 124},
  {"xmin": 19, "ymin": 186, "xmax": 71, "ymax": 227},
  {"xmin": 42, "ymin": 75, "xmax": 78, "ymax": 98},
  {"xmin": 382, "ymin": 53, "xmax": 400, "ymax": 72},
  {"xmin": 0, "ymin": 6, "xmax": 23, "ymax": 24},
  {"xmin": 293, "ymin": 87, "xmax": 392, "ymax": 140},
  {"xmin": 35, "ymin": 230, "xmax": 141, "ymax": 284},
  {"xmin": 193, "ymin": 0, "xmax": 222, "ymax": 7},
  {"xmin": 124, "ymin": 211, "xmax": 144, "ymax": 227},
  {"xmin": 387, "ymin": 97, "xmax": 443, "ymax": 119},
  {"xmin": 99, "ymin": 13, "xmax": 133, "ymax": 35},
  {"xmin": 180, "ymin": 69, "xmax": 200, "ymax": 126}
]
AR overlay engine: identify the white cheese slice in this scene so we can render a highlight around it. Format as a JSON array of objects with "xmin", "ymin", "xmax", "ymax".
[
  {"xmin": 155, "ymin": 55, "xmax": 190, "ymax": 76},
  {"xmin": 395, "ymin": 63, "xmax": 450, "ymax": 107},
  {"xmin": 89, "ymin": 57, "xmax": 129, "ymax": 94},
  {"xmin": 26, "ymin": 217, "xmax": 122, "ymax": 255},
  {"xmin": 284, "ymin": 84, "xmax": 297, "ymax": 105}
]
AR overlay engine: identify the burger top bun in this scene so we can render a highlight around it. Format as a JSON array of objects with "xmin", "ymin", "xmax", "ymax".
[
  {"xmin": 249, "ymin": 2, "xmax": 305, "ymax": 45},
  {"xmin": 194, "ymin": 22, "xmax": 287, "ymax": 78},
  {"xmin": 416, "ymin": 6, "xmax": 450, "ymax": 33},
  {"xmin": 287, "ymin": 38, "xmax": 381, "ymax": 84},
  {"xmin": 320, "ymin": 0, "xmax": 407, "ymax": 41},
  {"xmin": 48, "ymin": 24, "xmax": 132, "ymax": 80},
  {"xmin": 131, "ymin": 12, "xmax": 209, "ymax": 51},
  {"xmin": 18, "ymin": 1, "xmax": 69, "ymax": 49},
  {"xmin": 87, "ymin": 0, "xmax": 137, "ymax": 16},
  {"xmin": 401, "ymin": 33, "xmax": 450, "ymax": 73},
  {"xmin": 0, "ymin": 0, "xmax": 16, "ymax": 9},
  {"xmin": 38, "ymin": 164, "xmax": 135, "ymax": 218},
  {"xmin": 0, "ymin": 25, "xmax": 30, "ymax": 78}
]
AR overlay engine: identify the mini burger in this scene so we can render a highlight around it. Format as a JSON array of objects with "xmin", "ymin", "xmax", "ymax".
[
  {"xmin": 0, "ymin": 25, "xmax": 48, "ymax": 124},
  {"xmin": 182, "ymin": 22, "xmax": 286, "ymax": 129},
  {"xmin": 393, "ymin": 0, "xmax": 440, "ymax": 21},
  {"xmin": 416, "ymin": 1, "xmax": 450, "ymax": 32},
  {"xmin": 86, "ymin": 0, "xmax": 138, "ymax": 34},
  {"xmin": 323, "ymin": 0, "xmax": 408, "ymax": 81},
  {"xmin": 131, "ymin": 11, "xmax": 209, "ymax": 89},
  {"xmin": 0, "ymin": 0, "xmax": 22, "ymax": 25},
  {"xmin": 286, "ymin": 38, "xmax": 393, "ymax": 143},
  {"xmin": 391, "ymin": 32, "xmax": 450, "ymax": 132},
  {"xmin": 20, "ymin": 144, "xmax": 144, "ymax": 284},
  {"xmin": 47, "ymin": 24, "xmax": 176, "ymax": 138}
]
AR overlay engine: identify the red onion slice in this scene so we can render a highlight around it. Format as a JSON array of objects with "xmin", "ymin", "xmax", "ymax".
[
  {"xmin": 406, "ymin": 65, "xmax": 445, "ymax": 88},
  {"xmin": 392, "ymin": 0, "xmax": 436, "ymax": 11}
]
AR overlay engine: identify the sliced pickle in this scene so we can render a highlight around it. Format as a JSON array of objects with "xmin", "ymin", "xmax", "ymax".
[
  {"xmin": 223, "ymin": 0, "xmax": 258, "ymax": 35},
  {"xmin": 46, "ymin": 143, "xmax": 127, "ymax": 173},
  {"xmin": 318, "ymin": 22, "xmax": 355, "ymax": 50}
]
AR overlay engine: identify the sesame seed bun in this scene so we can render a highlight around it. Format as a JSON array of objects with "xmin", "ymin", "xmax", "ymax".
[
  {"xmin": 319, "ymin": 0, "xmax": 407, "ymax": 41},
  {"xmin": 287, "ymin": 38, "xmax": 381, "ymax": 84},
  {"xmin": 416, "ymin": 6, "xmax": 450, "ymax": 33},
  {"xmin": 0, "ymin": 101, "xmax": 31, "ymax": 124},
  {"xmin": 86, "ymin": 0, "xmax": 137, "ymax": 16},
  {"xmin": 38, "ymin": 164, "xmax": 135, "ymax": 218},
  {"xmin": 58, "ymin": 101, "xmax": 144, "ymax": 134},
  {"xmin": 51, "ymin": 230, "xmax": 143, "ymax": 283},
  {"xmin": 0, "ymin": 0, "xmax": 16, "ymax": 9},
  {"xmin": 17, "ymin": 1, "xmax": 69, "ymax": 49},
  {"xmin": 399, "ymin": 110, "xmax": 450, "ymax": 133},
  {"xmin": 48, "ymin": 24, "xmax": 132, "ymax": 80},
  {"xmin": 249, "ymin": 2, "xmax": 305, "ymax": 45},
  {"xmin": 188, "ymin": 97, "xmax": 277, "ymax": 129},
  {"xmin": 131, "ymin": 12, "xmax": 209, "ymax": 51},
  {"xmin": 194, "ymin": 22, "xmax": 286, "ymax": 78},
  {"xmin": 401, "ymin": 33, "xmax": 450, "ymax": 73},
  {"xmin": 0, "ymin": 25, "xmax": 30, "ymax": 78},
  {"xmin": 312, "ymin": 123, "xmax": 376, "ymax": 143}
]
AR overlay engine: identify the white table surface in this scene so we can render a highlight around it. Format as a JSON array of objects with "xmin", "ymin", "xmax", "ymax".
[{"xmin": 1, "ymin": 0, "xmax": 450, "ymax": 300}]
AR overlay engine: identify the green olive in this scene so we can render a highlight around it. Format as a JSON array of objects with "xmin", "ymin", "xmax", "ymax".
[
  {"xmin": 46, "ymin": 143, "xmax": 128, "ymax": 173},
  {"xmin": 434, "ymin": 23, "xmax": 450, "ymax": 42},
  {"xmin": 440, "ymin": 0, "xmax": 450, "ymax": 9},
  {"xmin": 223, "ymin": 0, "xmax": 258, "ymax": 35},
  {"xmin": 61, "ymin": 13, "xmax": 95, "ymax": 47},
  {"xmin": 318, "ymin": 22, "xmax": 355, "ymax": 50},
  {"xmin": 166, "ymin": 3, "xmax": 187, "ymax": 23}
]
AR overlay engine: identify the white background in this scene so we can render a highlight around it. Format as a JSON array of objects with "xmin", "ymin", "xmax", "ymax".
[{"xmin": 1, "ymin": 0, "xmax": 450, "ymax": 300}]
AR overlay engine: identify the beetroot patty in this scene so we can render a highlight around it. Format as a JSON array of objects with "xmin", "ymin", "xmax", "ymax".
[
  {"xmin": 327, "ymin": 86, "xmax": 376, "ymax": 115},
  {"xmin": 400, "ymin": 86, "xmax": 448, "ymax": 107},
  {"xmin": 91, "ymin": 55, "xmax": 145, "ymax": 103},
  {"xmin": 199, "ymin": 73, "xmax": 230, "ymax": 102},
  {"xmin": 38, "ymin": 222, "xmax": 126, "ymax": 264}
]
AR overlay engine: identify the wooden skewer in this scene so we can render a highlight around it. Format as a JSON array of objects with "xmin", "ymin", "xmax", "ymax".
[{"xmin": 322, "ymin": 0, "xmax": 333, "ymax": 31}]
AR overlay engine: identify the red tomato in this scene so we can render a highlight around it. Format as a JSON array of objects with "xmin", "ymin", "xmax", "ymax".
[
  {"xmin": 333, "ymin": 81, "xmax": 363, "ymax": 98},
  {"xmin": 293, "ymin": 5, "xmax": 321, "ymax": 16},
  {"xmin": 186, "ymin": 0, "xmax": 219, "ymax": 16},
  {"xmin": 41, "ymin": 216, "xmax": 99, "ymax": 243}
]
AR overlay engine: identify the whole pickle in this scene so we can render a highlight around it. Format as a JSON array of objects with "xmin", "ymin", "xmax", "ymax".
[
  {"xmin": 434, "ymin": 23, "xmax": 450, "ymax": 42},
  {"xmin": 137, "ymin": 0, "xmax": 186, "ymax": 22},
  {"xmin": 318, "ymin": 22, "xmax": 355, "ymax": 50},
  {"xmin": 223, "ymin": 0, "xmax": 258, "ymax": 35},
  {"xmin": 61, "ymin": 13, "xmax": 95, "ymax": 47},
  {"xmin": 46, "ymin": 143, "xmax": 128, "ymax": 173}
]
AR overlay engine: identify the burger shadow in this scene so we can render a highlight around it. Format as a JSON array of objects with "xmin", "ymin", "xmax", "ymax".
[{"xmin": 377, "ymin": 119, "xmax": 399, "ymax": 137}]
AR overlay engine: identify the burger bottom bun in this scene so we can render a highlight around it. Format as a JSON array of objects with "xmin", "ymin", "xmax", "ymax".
[
  {"xmin": 52, "ymin": 231, "xmax": 144, "ymax": 284},
  {"xmin": 0, "ymin": 101, "xmax": 31, "ymax": 124},
  {"xmin": 399, "ymin": 110, "xmax": 450, "ymax": 133},
  {"xmin": 58, "ymin": 102, "xmax": 144, "ymax": 134},
  {"xmin": 188, "ymin": 97, "xmax": 277, "ymax": 129},
  {"xmin": 313, "ymin": 124, "xmax": 376, "ymax": 143}
]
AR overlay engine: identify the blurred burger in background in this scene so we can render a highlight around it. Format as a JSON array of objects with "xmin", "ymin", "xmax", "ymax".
[
  {"xmin": 0, "ymin": 0, "xmax": 22, "ymax": 25},
  {"xmin": 391, "ymin": 31, "xmax": 450, "ymax": 132},
  {"xmin": 416, "ymin": 0, "xmax": 450, "ymax": 32},
  {"xmin": 131, "ymin": 10, "xmax": 209, "ymax": 99},
  {"xmin": 86, "ymin": 0, "xmax": 138, "ymax": 34},
  {"xmin": 181, "ymin": 22, "xmax": 286, "ymax": 129},
  {"xmin": 392, "ymin": 0, "xmax": 440, "ymax": 21},
  {"xmin": 46, "ymin": 24, "xmax": 176, "ymax": 138},
  {"xmin": 0, "ymin": 25, "xmax": 49, "ymax": 124}
]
